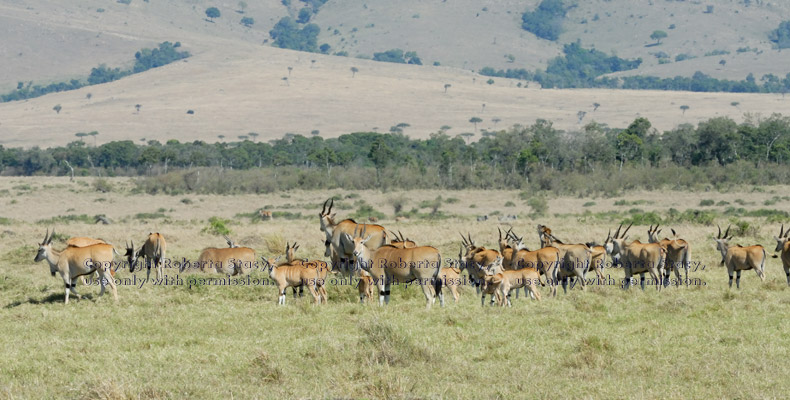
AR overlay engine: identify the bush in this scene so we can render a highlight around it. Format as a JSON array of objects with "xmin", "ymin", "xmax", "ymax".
[
  {"xmin": 387, "ymin": 195, "xmax": 409, "ymax": 215},
  {"xmin": 666, "ymin": 209, "xmax": 716, "ymax": 225},
  {"xmin": 527, "ymin": 197, "xmax": 548, "ymax": 216},
  {"xmin": 699, "ymin": 199, "xmax": 714, "ymax": 206},
  {"xmin": 135, "ymin": 212, "xmax": 167, "ymax": 220},
  {"xmin": 769, "ymin": 21, "xmax": 790, "ymax": 49},
  {"xmin": 623, "ymin": 212, "xmax": 661, "ymax": 226},
  {"xmin": 521, "ymin": 0, "xmax": 567, "ymax": 41},
  {"xmin": 203, "ymin": 216, "xmax": 231, "ymax": 236},
  {"xmin": 350, "ymin": 202, "xmax": 386, "ymax": 220},
  {"xmin": 93, "ymin": 178, "xmax": 113, "ymax": 193}
]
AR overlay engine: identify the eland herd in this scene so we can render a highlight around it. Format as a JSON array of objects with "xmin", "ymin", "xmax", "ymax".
[{"xmin": 33, "ymin": 198, "xmax": 787, "ymax": 306}]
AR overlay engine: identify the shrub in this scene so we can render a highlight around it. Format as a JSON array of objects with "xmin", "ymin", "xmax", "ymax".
[
  {"xmin": 387, "ymin": 194, "xmax": 409, "ymax": 215},
  {"xmin": 699, "ymin": 199, "xmax": 714, "ymax": 206},
  {"xmin": 623, "ymin": 212, "xmax": 661, "ymax": 226},
  {"xmin": 350, "ymin": 202, "xmax": 386, "ymax": 220},
  {"xmin": 527, "ymin": 197, "xmax": 548, "ymax": 216},
  {"xmin": 203, "ymin": 216, "xmax": 231, "ymax": 236},
  {"xmin": 521, "ymin": 0, "xmax": 567, "ymax": 41},
  {"xmin": 135, "ymin": 212, "xmax": 167, "ymax": 220},
  {"xmin": 93, "ymin": 178, "xmax": 113, "ymax": 193}
]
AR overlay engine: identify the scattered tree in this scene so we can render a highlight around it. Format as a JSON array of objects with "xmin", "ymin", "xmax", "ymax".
[
  {"xmin": 486, "ymin": 78, "xmax": 495, "ymax": 85},
  {"xmin": 238, "ymin": 1, "xmax": 247, "ymax": 13},
  {"xmin": 719, "ymin": 59, "xmax": 726, "ymax": 67},
  {"xmin": 469, "ymin": 116, "xmax": 483, "ymax": 131},
  {"xmin": 53, "ymin": 104, "xmax": 62, "ymax": 114},
  {"xmin": 205, "ymin": 7, "xmax": 221, "ymax": 21},
  {"xmin": 769, "ymin": 21, "xmax": 790, "ymax": 49},
  {"xmin": 350, "ymin": 66, "xmax": 359, "ymax": 77},
  {"xmin": 135, "ymin": 104, "xmax": 141, "ymax": 114},
  {"xmin": 521, "ymin": 0, "xmax": 567, "ymax": 41},
  {"xmin": 577, "ymin": 110, "xmax": 587, "ymax": 123},
  {"xmin": 88, "ymin": 131, "xmax": 99, "ymax": 147},
  {"xmin": 238, "ymin": 135, "xmax": 249, "ymax": 141},
  {"xmin": 444, "ymin": 83, "xmax": 451, "ymax": 93},
  {"xmin": 282, "ymin": 77, "xmax": 289, "ymax": 86},
  {"xmin": 593, "ymin": 102, "xmax": 600, "ymax": 111},
  {"xmin": 86, "ymin": 93, "xmax": 92, "ymax": 100},
  {"xmin": 492, "ymin": 117, "xmax": 501, "ymax": 126},
  {"xmin": 287, "ymin": 66, "xmax": 293, "ymax": 76},
  {"xmin": 311, "ymin": 130, "xmax": 320, "ymax": 136},
  {"xmin": 680, "ymin": 105, "xmax": 690, "ymax": 115},
  {"xmin": 297, "ymin": 7, "xmax": 312, "ymax": 23},
  {"xmin": 248, "ymin": 132, "xmax": 259, "ymax": 142},
  {"xmin": 650, "ymin": 30, "xmax": 667, "ymax": 45},
  {"xmin": 75, "ymin": 132, "xmax": 87, "ymax": 142},
  {"xmin": 241, "ymin": 16, "xmax": 254, "ymax": 27},
  {"xmin": 460, "ymin": 132, "xmax": 474, "ymax": 144},
  {"xmin": 218, "ymin": 135, "xmax": 225, "ymax": 141}
]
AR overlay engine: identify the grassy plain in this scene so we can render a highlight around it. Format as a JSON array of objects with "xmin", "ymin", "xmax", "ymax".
[{"xmin": 1, "ymin": 177, "xmax": 790, "ymax": 398}]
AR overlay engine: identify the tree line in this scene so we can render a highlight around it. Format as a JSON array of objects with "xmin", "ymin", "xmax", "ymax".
[
  {"xmin": 1, "ymin": 42, "xmax": 190, "ymax": 103},
  {"xmin": 3, "ymin": 115, "xmax": 790, "ymax": 194},
  {"xmin": 480, "ymin": 41, "xmax": 790, "ymax": 93}
]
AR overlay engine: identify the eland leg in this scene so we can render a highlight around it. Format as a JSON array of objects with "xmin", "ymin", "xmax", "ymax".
[
  {"xmin": 97, "ymin": 267, "xmax": 117, "ymax": 301},
  {"xmin": 736, "ymin": 270, "xmax": 742, "ymax": 289},
  {"xmin": 69, "ymin": 278, "xmax": 82, "ymax": 300},
  {"xmin": 421, "ymin": 281, "xmax": 434, "ymax": 309},
  {"xmin": 434, "ymin": 277, "xmax": 444, "ymax": 307}
]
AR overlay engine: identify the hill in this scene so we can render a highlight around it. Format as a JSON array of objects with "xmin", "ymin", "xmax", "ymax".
[
  {"xmin": 2, "ymin": 40, "xmax": 790, "ymax": 148},
  {"xmin": 2, "ymin": 0, "xmax": 790, "ymax": 148},
  {"xmin": 3, "ymin": 0, "xmax": 790, "ymax": 91}
]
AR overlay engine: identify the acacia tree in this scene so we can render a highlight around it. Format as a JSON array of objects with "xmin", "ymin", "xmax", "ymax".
[
  {"xmin": 469, "ymin": 117, "xmax": 482, "ymax": 131},
  {"xmin": 650, "ymin": 30, "xmax": 667, "ymax": 45},
  {"xmin": 206, "ymin": 7, "xmax": 221, "ymax": 21},
  {"xmin": 88, "ymin": 131, "xmax": 99, "ymax": 147},
  {"xmin": 350, "ymin": 67, "xmax": 358, "ymax": 77}
]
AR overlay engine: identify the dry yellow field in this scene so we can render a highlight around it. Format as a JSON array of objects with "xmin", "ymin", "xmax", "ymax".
[
  {"xmin": 2, "ymin": 42, "xmax": 789, "ymax": 149},
  {"xmin": 2, "ymin": 177, "xmax": 790, "ymax": 398}
]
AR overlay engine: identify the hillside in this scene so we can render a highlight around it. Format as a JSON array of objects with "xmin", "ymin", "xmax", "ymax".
[
  {"xmin": 2, "ymin": 0, "xmax": 790, "ymax": 148},
  {"xmin": 2, "ymin": 40, "xmax": 790, "ymax": 148},
  {"xmin": 3, "ymin": 0, "xmax": 790, "ymax": 92}
]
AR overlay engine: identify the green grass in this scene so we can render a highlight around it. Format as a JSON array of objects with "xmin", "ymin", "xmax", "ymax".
[
  {"xmin": 2, "ymin": 259, "xmax": 790, "ymax": 398},
  {"xmin": 6, "ymin": 181, "xmax": 790, "ymax": 398}
]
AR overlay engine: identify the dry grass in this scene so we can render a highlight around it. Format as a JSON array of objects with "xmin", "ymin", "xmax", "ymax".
[
  {"xmin": 2, "ymin": 43, "xmax": 789, "ymax": 149},
  {"xmin": 2, "ymin": 177, "xmax": 790, "ymax": 398}
]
